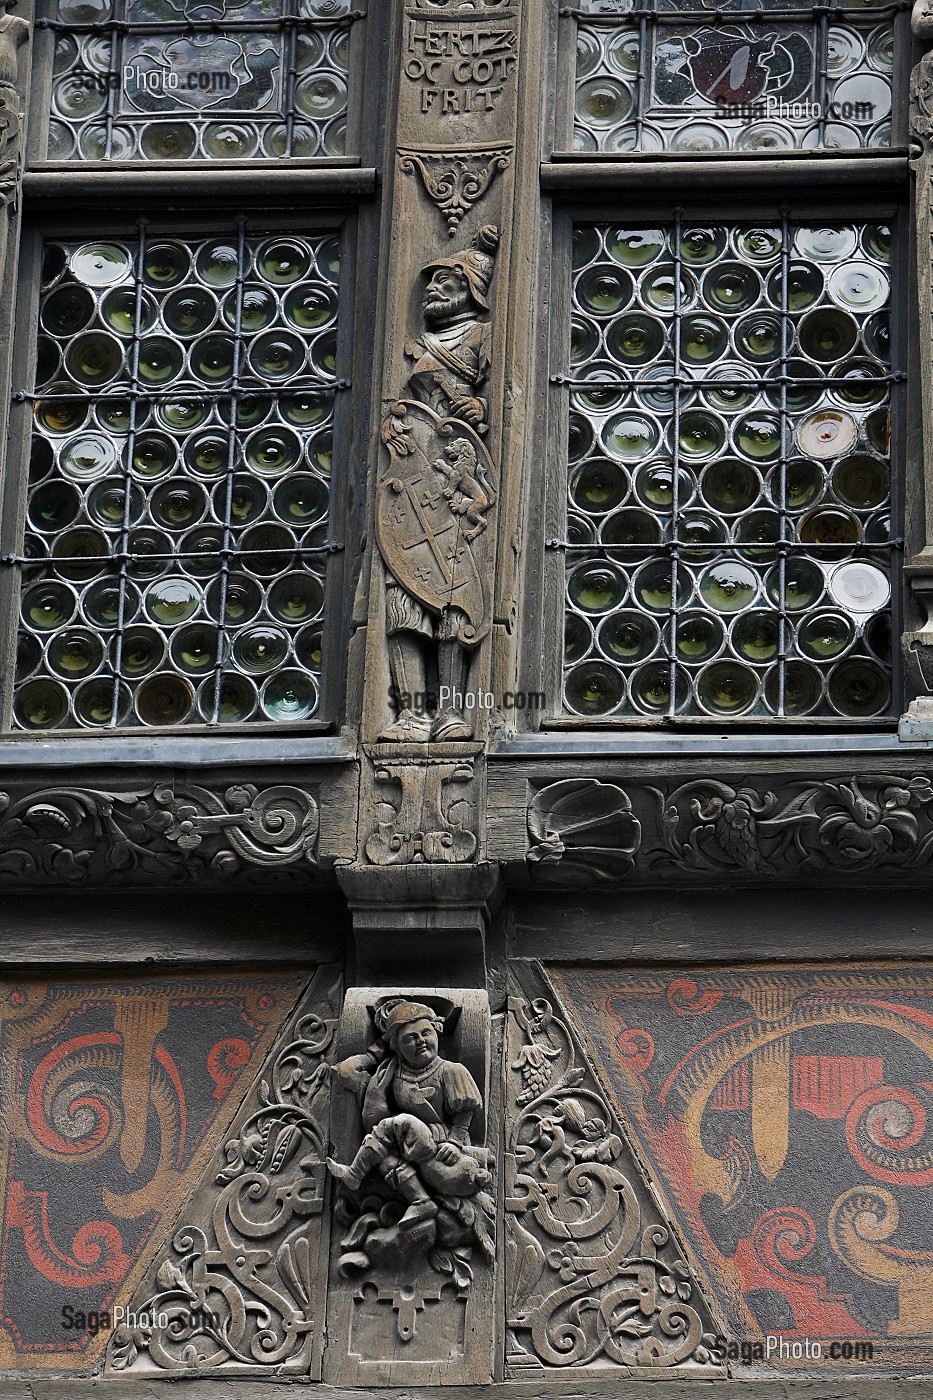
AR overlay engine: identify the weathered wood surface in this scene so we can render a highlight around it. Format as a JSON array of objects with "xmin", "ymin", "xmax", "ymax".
[
  {"xmin": 508, "ymin": 890, "xmax": 933, "ymax": 964},
  {"xmin": 2, "ymin": 1381, "xmax": 933, "ymax": 1398}
]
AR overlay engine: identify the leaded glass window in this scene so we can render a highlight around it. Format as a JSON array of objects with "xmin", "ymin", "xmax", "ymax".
[
  {"xmin": 562, "ymin": 216, "xmax": 898, "ymax": 723},
  {"xmin": 41, "ymin": 0, "xmax": 356, "ymax": 163},
  {"xmin": 570, "ymin": 1, "xmax": 899, "ymax": 154},
  {"xmin": 14, "ymin": 223, "xmax": 340, "ymax": 730}
]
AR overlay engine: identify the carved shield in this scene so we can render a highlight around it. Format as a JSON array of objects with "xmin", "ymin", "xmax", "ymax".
[
  {"xmin": 377, "ymin": 401, "xmax": 496, "ymax": 647},
  {"xmin": 684, "ymin": 29, "xmax": 777, "ymax": 105}
]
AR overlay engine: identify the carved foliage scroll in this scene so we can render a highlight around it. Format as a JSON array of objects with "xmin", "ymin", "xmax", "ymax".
[
  {"xmin": 0, "ymin": 780, "xmax": 319, "ymax": 886},
  {"xmin": 400, "ymin": 146, "xmax": 512, "ymax": 236},
  {"xmin": 505, "ymin": 966, "xmax": 724, "ymax": 1377},
  {"xmin": 106, "ymin": 967, "xmax": 340, "ymax": 1379},
  {"xmin": 520, "ymin": 773, "xmax": 933, "ymax": 885}
]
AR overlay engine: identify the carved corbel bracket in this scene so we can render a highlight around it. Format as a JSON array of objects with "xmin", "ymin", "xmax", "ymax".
[
  {"xmin": 399, "ymin": 145, "xmax": 513, "ymax": 236},
  {"xmin": 365, "ymin": 746, "xmax": 480, "ymax": 865},
  {"xmin": 325, "ymin": 987, "xmax": 494, "ymax": 1385}
]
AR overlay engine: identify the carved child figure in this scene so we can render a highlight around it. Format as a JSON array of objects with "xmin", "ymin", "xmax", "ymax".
[{"xmin": 327, "ymin": 999, "xmax": 489, "ymax": 1227}]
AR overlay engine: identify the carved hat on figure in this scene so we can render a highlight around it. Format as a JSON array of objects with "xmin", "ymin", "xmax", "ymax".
[
  {"xmin": 374, "ymin": 998, "xmax": 445, "ymax": 1050},
  {"xmin": 422, "ymin": 225, "xmax": 500, "ymax": 312}
]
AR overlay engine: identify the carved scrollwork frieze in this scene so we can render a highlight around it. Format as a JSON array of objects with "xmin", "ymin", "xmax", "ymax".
[
  {"xmin": 106, "ymin": 968, "xmax": 340, "ymax": 1377},
  {"xmin": 505, "ymin": 967, "xmax": 724, "ymax": 1376},
  {"xmin": 0, "ymin": 780, "xmax": 320, "ymax": 885},
  {"xmin": 522, "ymin": 773, "xmax": 933, "ymax": 885}
]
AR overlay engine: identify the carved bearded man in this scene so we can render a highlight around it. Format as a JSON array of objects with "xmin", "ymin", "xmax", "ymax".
[{"xmin": 380, "ymin": 227, "xmax": 499, "ymax": 743}]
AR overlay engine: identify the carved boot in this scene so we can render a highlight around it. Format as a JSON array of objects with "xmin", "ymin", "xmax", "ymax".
[
  {"xmin": 326, "ymin": 1157, "xmax": 366, "ymax": 1193},
  {"xmin": 434, "ymin": 634, "xmax": 473, "ymax": 741},
  {"xmin": 380, "ymin": 633, "xmax": 434, "ymax": 742},
  {"xmin": 384, "ymin": 1161, "xmax": 438, "ymax": 1227},
  {"xmin": 379, "ymin": 707, "xmax": 434, "ymax": 742}
]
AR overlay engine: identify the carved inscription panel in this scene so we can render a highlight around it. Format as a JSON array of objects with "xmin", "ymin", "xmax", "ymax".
[{"xmin": 401, "ymin": 12, "xmax": 519, "ymax": 134}]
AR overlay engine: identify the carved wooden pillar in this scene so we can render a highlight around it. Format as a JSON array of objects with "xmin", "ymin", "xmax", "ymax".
[
  {"xmin": 903, "ymin": 1, "xmax": 933, "ymax": 733},
  {"xmin": 330, "ymin": 0, "xmax": 545, "ymax": 1380},
  {"xmin": 0, "ymin": 3, "xmax": 29, "ymax": 409},
  {"xmin": 342, "ymin": 0, "xmax": 544, "ymax": 968}
]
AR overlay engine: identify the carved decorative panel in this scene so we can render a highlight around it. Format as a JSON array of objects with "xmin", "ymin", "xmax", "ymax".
[
  {"xmin": 513, "ymin": 772, "xmax": 933, "ymax": 887},
  {"xmin": 105, "ymin": 965, "xmax": 339, "ymax": 1379},
  {"xmin": 505, "ymin": 965, "xmax": 725, "ymax": 1379},
  {"xmin": 0, "ymin": 780, "xmax": 320, "ymax": 886},
  {"xmin": 325, "ymin": 988, "xmax": 494, "ymax": 1385},
  {"xmin": 550, "ymin": 962, "xmax": 933, "ymax": 1374},
  {"xmin": 0, "ymin": 971, "xmax": 306, "ymax": 1371}
]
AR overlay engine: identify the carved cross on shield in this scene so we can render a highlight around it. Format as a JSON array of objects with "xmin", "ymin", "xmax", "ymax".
[{"xmin": 377, "ymin": 402, "xmax": 496, "ymax": 647}]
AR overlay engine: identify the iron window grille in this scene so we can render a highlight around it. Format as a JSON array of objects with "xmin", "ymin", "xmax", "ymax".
[
  {"xmin": 552, "ymin": 206, "xmax": 904, "ymax": 726},
  {"xmin": 2, "ymin": 213, "xmax": 354, "ymax": 732},
  {"xmin": 560, "ymin": 0, "xmax": 908, "ymax": 156}
]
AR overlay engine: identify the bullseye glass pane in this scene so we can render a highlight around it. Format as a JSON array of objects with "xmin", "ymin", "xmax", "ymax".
[
  {"xmin": 563, "ymin": 218, "xmax": 897, "ymax": 722},
  {"xmin": 45, "ymin": 0, "xmax": 355, "ymax": 162},
  {"xmin": 15, "ymin": 225, "xmax": 340, "ymax": 729},
  {"xmin": 572, "ymin": 4, "xmax": 897, "ymax": 154}
]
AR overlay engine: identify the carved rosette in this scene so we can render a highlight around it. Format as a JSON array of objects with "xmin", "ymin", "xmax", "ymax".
[
  {"xmin": 106, "ymin": 967, "xmax": 341, "ymax": 1378},
  {"xmin": 505, "ymin": 967, "xmax": 725, "ymax": 1376},
  {"xmin": 0, "ymin": 781, "xmax": 319, "ymax": 885},
  {"xmin": 399, "ymin": 146, "xmax": 512, "ymax": 235}
]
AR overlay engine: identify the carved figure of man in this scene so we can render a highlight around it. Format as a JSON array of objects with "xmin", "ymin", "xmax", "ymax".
[
  {"xmin": 327, "ymin": 999, "xmax": 489, "ymax": 1227},
  {"xmin": 0, "ymin": 3, "xmax": 26, "ymax": 183},
  {"xmin": 380, "ymin": 226, "xmax": 500, "ymax": 744}
]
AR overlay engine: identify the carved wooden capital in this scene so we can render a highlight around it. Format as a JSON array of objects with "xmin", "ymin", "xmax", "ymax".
[{"xmin": 399, "ymin": 145, "xmax": 512, "ymax": 236}]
